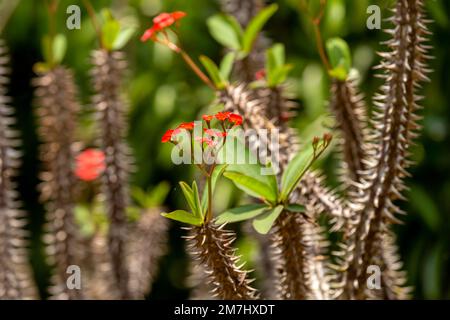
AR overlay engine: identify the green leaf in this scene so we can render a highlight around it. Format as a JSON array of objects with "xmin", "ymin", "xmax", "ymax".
[
  {"xmin": 267, "ymin": 43, "xmax": 285, "ymax": 72},
  {"xmin": 242, "ymin": 4, "xmax": 278, "ymax": 54},
  {"xmin": 326, "ymin": 37, "xmax": 352, "ymax": 80},
  {"xmin": 131, "ymin": 182, "xmax": 170, "ymax": 208},
  {"xmin": 161, "ymin": 210, "xmax": 203, "ymax": 226},
  {"xmin": 207, "ymin": 14, "xmax": 242, "ymax": 50},
  {"xmin": 252, "ymin": 205, "xmax": 283, "ymax": 234},
  {"xmin": 216, "ymin": 204, "xmax": 270, "ymax": 224},
  {"xmin": 52, "ymin": 34, "xmax": 67, "ymax": 65},
  {"xmin": 147, "ymin": 181, "xmax": 170, "ymax": 207},
  {"xmin": 268, "ymin": 64, "xmax": 292, "ymax": 87},
  {"xmin": 280, "ymin": 144, "xmax": 316, "ymax": 202},
  {"xmin": 219, "ymin": 52, "xmax": 236, "ymax": 81},
  {"xmin": 224, "ymin": 171, "xmax": 277, "ymax": 204},
  {"xmin": 102, "ymin": 19, "xmax": 121, "ymax": 51},
  {"xmin": 200, "ymin": 55, "xmax": 226, "ymax": 89},
  {"xmin": 113, "ymin": 27, "xmax": 136, "ymax": 50},
  {"xmin": 285, "ymin": 204, "xmax": 305, "ymax": 213},
  {"xmin": 192, "ymin": 181, "xmax": 203, "ymax": 219},
  {"xmin": 202, "ymin": 165, "xmax": 228, "ymax": 212},
  {"xmin": 179, "ymin": 181, "xmax": 197, "ymax": 215},
  {"xmin": 74, "ymin": 205, "xmax": 95, "ymax": 237},
  {"xmin": 221, "ymin": 135, "xmax": 278, "ymax": 199}
]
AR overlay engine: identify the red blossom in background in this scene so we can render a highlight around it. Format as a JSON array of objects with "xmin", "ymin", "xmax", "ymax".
[
  {"xmin": 204, "ymin": 129, "xmax": 227, "ymax": 137},
  {"xmin": 202, "ymin": 114, "xmax": 213, "ymax": 122},
  {"xmin": 195, "ymin": 136, "xmax": 215, "ymax": 146},
  {"xmin": 215, "ymin": 111, "xmax": 232, "ymax": 121},
  {"xmin": 141, "ymin": 11, "xmax": 187, "ymax": 42},
  {"xmin": 162, "ymin": 129, "xmax": 176, "ymax": 143},
  {"xmin": 75, "ymin": 149, "xmax": 106, "ymax": 181},
  {"xmin": 255, "ymin": 69, "xmax": 266, "ymax": 80},
  {"xmin": 228, "ymin": 114, "xmax": 243, "ymax": 126},
  {"xmin": 178, "ymin": 121, "xmax": 196, "ymax": 130}
]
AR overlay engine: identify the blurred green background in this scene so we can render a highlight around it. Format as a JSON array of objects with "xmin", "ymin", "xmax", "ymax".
[{"xmin": 1, "ymin": 0, "xmax": 449, "ymax": 299}]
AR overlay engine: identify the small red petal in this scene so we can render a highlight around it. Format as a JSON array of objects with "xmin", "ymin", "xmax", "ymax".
[
  {"xmin": 204, "ymin": 129, "xmax": 227, "ymax": 137},
  {"xmin": 153, "ymin": 12, "xmax": 175, "ymax": 28},
  {"xmin": 228, "ymin": 113, "xmax": 243, "ymax": 126},
  {"xmin": 161, "ymin": 129, "xmax": 174, "ymax": 143},
  {"xmin": 140, "ymin": 25, "xmax": 161, "ymax": 42},
  {"xmin": 171, "ymin": 11, "xmax": 187, "ymax": 21},
  {"xmin": 178, "ymin": 122, "xmax": 195, "ymax": 130},
  {"xmin": 75, "ymin": 149, "xmax": 106, "ymax": 181},
  {"xmin": 215, "ymin": 111, "xmax": 231, "ymax": 121},
  {"xmin": 202, "ymin": 114, "xmax": 213, "ymax": 122},
  {"xmin": 255, "ymin": 69, "xmax": 266, "ymax": 81}
]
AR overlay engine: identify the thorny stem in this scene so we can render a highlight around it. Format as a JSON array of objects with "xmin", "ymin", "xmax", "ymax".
[{"xmin": 82, "ymin": 0, "xmax": 103, "ymax": 49}]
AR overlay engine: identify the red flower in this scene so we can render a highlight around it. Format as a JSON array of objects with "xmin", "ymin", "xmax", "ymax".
[
  {"xmin": 141, "ymin": 11, "xmax": 187, "ymax": 42},
  {"xmin": 161, "ymin": 128, "xmax": 181, "ymax": 143},
  {"xmin": 228, "ymin": 113, "xmax": 243, "ymax": 126},
  {"xmin": 215, "ymin": 111, "xmax": 231, "ymax": 121},
  {"xmin": 202, "ymin": 114, "xmax": 213, "ymax": 122},
  {"xmin": 171, "ymin": 11, "xmax": 187, "ymax": 21},
  {"xmin": 140, "ymin": 25, "xmax": 161, "ymax": 42},
  {"xmin": 178, "ymin": 121, "xmax": 195, "ymax": 130},
  {"xmin": 153, "ymin": 13, "xmax": 174, "ymax": 28},
  {"xmin": 204, "ymin": 129, "xmax": 227, "ymax": 137},
  {"xmin": 75, "ymin": 149, "xmax": 106, "ymax": 181},
  {"xmin": 162, "ymin": 129, "xmax": 174, "ymax": 143},
  {"xmin": 255, "ymin": 69, "xmax": 266, "ymax": 80},
  {"xmin": 195, "ymin": 137, "xmax": 214, "ymax": 146}
]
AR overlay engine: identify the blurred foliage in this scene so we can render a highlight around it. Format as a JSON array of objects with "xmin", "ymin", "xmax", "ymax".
[{"xmin": 1, "ymin": 0, "xmax": 449, "ymax": 299}]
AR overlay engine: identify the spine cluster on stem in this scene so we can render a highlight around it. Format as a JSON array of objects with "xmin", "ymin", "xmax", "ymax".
[
  {"xmin": 337, "ymin": 0, "xmax": 431, "ymax": 299},
  {"xmin": 91, "ymin": 49, "xmax": 133, "ymax": 299},
  {"xmin": 34, "ymin": 65, "xmax": 83, "ymax": 299},
  {"xmin": 0, "ymin": 41, "xmax": 36, "ymax": 300}
]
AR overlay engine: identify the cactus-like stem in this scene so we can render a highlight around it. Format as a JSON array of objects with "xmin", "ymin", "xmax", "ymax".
[
  {"xmin": 0, "ymin": 41, "xmax": 37, "ymax": 300},
  {"xmin": 271, "ymin": 211, "xmax": 330, "ymax": 299},
  {"xmin": 329, "ymin": 78, "xmax": 369, "ymax": 186},
  {"xmin": 339, "ymin": 0, "xmax": 431, "ymax": 299},
  {"xmin": 185, "ymin": 221, "xmax": 259, "ymax": 300},
  {"xmin": 34, "ymin": 65, "xmax": 83, "ymax": 299},
  {"xmin": 218, "ymin": 84, "xmax": 332, "ymax": 299},
  {"xmin": 91, "ymin": 49, "xmax": 133, "ymax": 299},
  {"xmin": 83, "ymin": 232, "xmax": 119, "ymax": 299},
  {"xmin": 127, "ymin": 209, "xmax": 169, "ymax": 299}
]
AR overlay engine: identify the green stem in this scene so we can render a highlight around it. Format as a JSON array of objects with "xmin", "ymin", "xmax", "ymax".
[{"xmin": 180, "ymin": 51, "xmax": 216, "ymax": 90}]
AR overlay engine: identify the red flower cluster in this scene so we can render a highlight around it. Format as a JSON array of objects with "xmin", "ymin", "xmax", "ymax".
[
  {"xmin": 161, "ymin": 112, "xmax": 243, "ymax": 144},
  {"xmin": 141, "ymin": 11, "xmax": 186, "ymax": 42},
  {"xmin": 255, "ymin": 69, "xmax": 266, "ymax": 81},
  {"xmin": 75, "ymin": 149, "xmax": 106, "ymax": 181}
]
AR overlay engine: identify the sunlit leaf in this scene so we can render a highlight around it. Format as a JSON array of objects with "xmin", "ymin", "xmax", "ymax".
[
  {"xmin": 326, "ymin": 37, "xmax": 351, "ymax": 80},
  {"xmin": 252, "ymin": 205, "xmax": 283, "ymax": 234},
  {"xmin": 207, "ymin": 14, "xmax": 242, "ymax": 50},
  {"xmin": 224, "ymin": 171, "xmax": 277, "ymax": 204},
  {"xmin": 161, "ymin": 210, "xmax": 203, "ymax": 226},
  {"xmin": 242, "ymin": 4, "xmax": 278, "ymax": 54},
  {"xmin": 200, "ymin": 55, "xmax": 226, "ymax": 89},
  {"xmin": 216, "ymin": 204, "xmax": 270, "ymax": 224}
]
